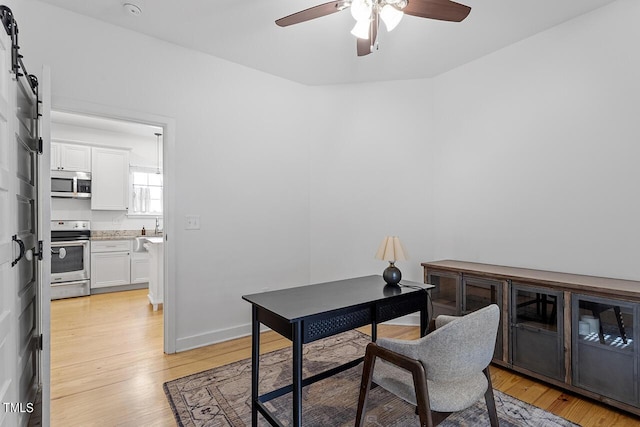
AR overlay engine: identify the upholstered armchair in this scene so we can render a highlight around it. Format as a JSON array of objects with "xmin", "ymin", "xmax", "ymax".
[{"xmin": 355, "ymin": 304, "xmax": 500, "ymax": 427}]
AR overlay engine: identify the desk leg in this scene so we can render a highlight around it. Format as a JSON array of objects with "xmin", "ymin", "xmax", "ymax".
[
  {"xmin": 292, "ymin": 321, "xmax": 303, "ymax": 427},
  {"xmin": 251, "ymin": 306, "xmax": 260, "ymax": 427}
]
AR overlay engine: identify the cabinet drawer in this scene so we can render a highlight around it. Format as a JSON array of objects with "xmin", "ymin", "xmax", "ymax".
[{"xmin": 92, "ymin": 240, "xmax": 131, "ymax": 252}]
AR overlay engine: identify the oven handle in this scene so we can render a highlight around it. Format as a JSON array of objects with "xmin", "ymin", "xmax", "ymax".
[
  {"xmin": 51, "ymin": 240, "xmax": 90, "ymax": 246},
  {"xmin": 51, "ymin": 240, "xmax": 89, "ymax": 258},
  {"xmin": 51, "ymin": 247, "xmax": 67, "ymax": 259},
  {"xmin": 11, "ymin": 235, "xmax": 25, "ymax": 267}
]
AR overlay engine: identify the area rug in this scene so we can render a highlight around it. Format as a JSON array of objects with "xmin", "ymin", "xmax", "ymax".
[{"xmin": 164, "ymin": 331, "xmax": 579, "ymax": 427}]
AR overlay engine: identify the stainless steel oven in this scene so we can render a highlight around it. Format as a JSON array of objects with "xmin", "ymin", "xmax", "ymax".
[{"xmin": 51, "ymin": 220, "xmax": 91, "ymax": 300}]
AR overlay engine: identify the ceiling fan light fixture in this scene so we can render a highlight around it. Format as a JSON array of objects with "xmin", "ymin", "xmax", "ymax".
[
  {"xmin": 274, "ymin": 0, "xmax": 470, "ymax": 56},
  {"xmin": 380, "ymin": 4, "xmax": 403, "ymax": 31},
  {"xmin": 350, "ymin": 19, "xmax": 371, "ymax": 39},
  {"xmin": 350, "ymin": 0, "xmax": 372, "ymax": 22}
]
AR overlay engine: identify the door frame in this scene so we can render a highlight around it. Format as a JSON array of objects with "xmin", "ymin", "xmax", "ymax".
[
  {"xmin": 40, "ymin": 65, "xmax": 52, "ymax": 427},
  {"xmin": 50, "ymin": 97, "xmax": 177, "ymax": 354}
]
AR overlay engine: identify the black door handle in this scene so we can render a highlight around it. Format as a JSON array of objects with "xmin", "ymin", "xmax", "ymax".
[{"xmin": 12, "ymin": 235, "xmax": 25, "ymax": 267}]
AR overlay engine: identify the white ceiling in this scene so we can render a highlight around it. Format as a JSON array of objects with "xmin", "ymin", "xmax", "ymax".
[
  {"xmin": 38, "ymin": 0, "xmax": 616, "ymax": 85},
  {"xmin": 51, "ymin": 111, "xmax": 162, "ymax": 137}
]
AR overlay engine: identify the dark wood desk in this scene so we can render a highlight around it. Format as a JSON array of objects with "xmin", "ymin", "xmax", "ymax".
[{"xmin": 242, "ymin": 275, "xmax": 434, "ymax": 427}]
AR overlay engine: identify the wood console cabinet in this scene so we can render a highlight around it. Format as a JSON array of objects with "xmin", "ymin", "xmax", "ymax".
[{"xmin": 422, "ymin": 260, "xmax": 640, "ymax": 416}]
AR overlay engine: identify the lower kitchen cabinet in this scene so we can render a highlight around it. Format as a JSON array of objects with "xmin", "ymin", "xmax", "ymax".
[
  {"xmin": 91, "ymin": 239, "xmax": 132, "ymax": 289},
  {"xmin": 422, "ymin": 260, "xmax": 640, "ymax": 416},
  {"xmin": 91, "ymin": 251, "xmax": 131, "ymax": 288},
  {"xmin": 130, "ymin": 252, "xmax": 150, "ymax": 284},
  {"xmin": 145, "ymin": 239, "xmax": 164, "ymax": 311}
]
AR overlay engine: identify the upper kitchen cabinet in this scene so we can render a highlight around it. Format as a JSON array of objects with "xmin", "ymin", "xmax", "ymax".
[
  {"xmin": 51, "ymin": 142, "xmax": 91, "ymax": 172},
  {"xmin": 91, "ymin": 147, "xmax": 130, "ymax": 210}
]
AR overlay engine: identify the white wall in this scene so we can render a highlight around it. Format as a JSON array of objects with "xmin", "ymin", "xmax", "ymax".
[
  {"xmin": 308, "ymin": 81, "xmax": 436, "ymax": 285},
  {"xmin": 431, "ymin": 0, "xmax": 640, "ymax": 280},
  {"xmin": 9, "ymin": 0, "xmax": 639, "ymax": 354},
  {"xmin": 9, "ymin": 0, "xmax": 315, "ymax": 348},
  {"xmin": 306, "ymin": 0, "xmax": 640, "ymax": 287}
]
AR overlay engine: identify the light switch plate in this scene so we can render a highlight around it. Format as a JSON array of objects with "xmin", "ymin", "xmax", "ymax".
[{"xmin": 185, "ymin": 215, "xmax": 200, "ymax": 230}]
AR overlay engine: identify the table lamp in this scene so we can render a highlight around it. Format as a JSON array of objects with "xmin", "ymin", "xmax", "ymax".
[{"xmin": 375, "ymin": 236, "xmax": 408, "ymax": 286}]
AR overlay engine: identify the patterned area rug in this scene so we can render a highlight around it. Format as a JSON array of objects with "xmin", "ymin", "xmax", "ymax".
[{"xmin": 164, "ymin": 331, "xmax": 579, "ymax": 427}]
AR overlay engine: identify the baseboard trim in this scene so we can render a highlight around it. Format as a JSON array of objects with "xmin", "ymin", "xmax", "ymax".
[
  {"xmin": 175, "ymin": 313, "xmax": 421, "ymax": 352},
  {"xmin": 176, "ymin": 323, "xmax": 275, "ymax": 352},
  {"xmin": 386, "ymin": 313, "xmax": 420, "ymax": 326},
  {"xmin": 91, "ymin": 283, "xmax": 148, "ymax": 294}
]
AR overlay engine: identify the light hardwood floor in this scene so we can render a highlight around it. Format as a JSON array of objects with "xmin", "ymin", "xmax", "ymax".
[{"xmin": 51, "ymin": 289, "xmax": 640, "ymax": 426}]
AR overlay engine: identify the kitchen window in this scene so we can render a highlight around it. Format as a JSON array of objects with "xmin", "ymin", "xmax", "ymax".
[{"xmin": 129, "ymin": 167, "xmax": 163, "ymax": 216}]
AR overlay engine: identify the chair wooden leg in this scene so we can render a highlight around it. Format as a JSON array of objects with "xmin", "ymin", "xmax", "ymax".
[
  {"xmin": 483, "ymin": 366, "xmax": 499, "ymax": 427},
  {"xmin": 411, "ymin": 363, "xmax": 434, "ymax": 427},
  {"xmin": 355, "ymin": 343, "xmax": 377, "ymax": 427},
  {"xmin": 430, "ymin": 411, "xmax": 451, "ymax": 425}
]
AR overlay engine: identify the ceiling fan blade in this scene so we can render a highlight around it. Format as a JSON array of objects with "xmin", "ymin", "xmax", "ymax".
[
  {"xmin": 403, "ymin": 0, "xmax": 471, "ymax": 22},
  {"xmin": 356, "ymin": 37, "xmax": 371, "ymax": 56},
  {"xmin": 276, "ymin": 1, "xmax": 347, "ymax": 27}
]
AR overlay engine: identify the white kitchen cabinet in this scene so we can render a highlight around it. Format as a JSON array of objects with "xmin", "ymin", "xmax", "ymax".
[
  {"xmin": 51, "ymin": 142, "xmax": 91, "ymax": 172},
  {"xmin": 130, "ymin": 252, "xmax": 150, "ymax": 284},
  {"xmin": 91, "ymin": 240, "xmax": 131, "ymax": 289},
  {"xmin": 50, "ymin": 142, "xmax": 59, "ymax": 170},
  {"xmin": 91, "ymin": 147, "xmax": 130, "ymax": 210},
  {"xmin": 144, "ymin": 238, "xmax": 164, "ymax": 311}
]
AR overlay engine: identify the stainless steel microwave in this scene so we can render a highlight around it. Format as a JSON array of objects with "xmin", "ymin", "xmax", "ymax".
[{"xmin": 51, "ymin": 170, "xmax": 92, "ymax": 198}]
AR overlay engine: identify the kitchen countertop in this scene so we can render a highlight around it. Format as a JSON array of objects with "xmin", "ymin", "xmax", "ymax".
[{"xmin": 91, "ymin": 230, "xmax": 163, "ymax": 241}]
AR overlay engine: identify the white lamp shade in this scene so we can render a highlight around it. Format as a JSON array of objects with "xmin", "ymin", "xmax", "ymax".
[
  {"xmin": 375, "ymin": 236, "xmax": 408, "ymax": 262},
  {"xmin": 350, "ymin": 19, "xmax": 370, "ymax": 39},
  {"xmin": 380, "ymin": 5, "xmax": 403, "ymax": 32}
]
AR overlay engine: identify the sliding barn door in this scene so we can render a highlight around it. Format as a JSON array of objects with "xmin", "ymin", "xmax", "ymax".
[
  {"xmin": 0, "ymin": 20, "xmax": 18, "ymax": 427},
  {"xmin": 0, "ymin": 13, "xmax": 43, "ymax": 427}
]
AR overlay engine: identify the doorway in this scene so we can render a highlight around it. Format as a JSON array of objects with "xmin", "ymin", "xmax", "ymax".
[{"xmin": 51, "ymin": 107, "xmax": 175, "ymax": 353}]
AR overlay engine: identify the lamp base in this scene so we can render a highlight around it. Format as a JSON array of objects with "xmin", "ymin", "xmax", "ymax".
[{"xmin": 382, "ymin": 263, "xmax": 402, "ymax": 286}]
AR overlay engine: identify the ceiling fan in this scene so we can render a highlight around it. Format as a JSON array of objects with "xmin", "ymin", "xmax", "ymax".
[{"xmin": 276, "ymin": 0, "xmax": 471, "ymax": 56}]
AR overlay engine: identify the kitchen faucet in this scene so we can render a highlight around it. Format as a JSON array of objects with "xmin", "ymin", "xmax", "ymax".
[{"xmin": 155, "ymin": 217, "xmax": 160, "ymax": 235}]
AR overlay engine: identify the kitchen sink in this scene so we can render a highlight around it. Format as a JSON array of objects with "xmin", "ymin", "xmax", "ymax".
[{"xmin": 133, "ymin": 236, "xmax": 164, "ymax": 252}]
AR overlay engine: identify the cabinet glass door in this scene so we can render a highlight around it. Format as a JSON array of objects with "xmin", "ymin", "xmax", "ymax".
[
  {"xmin": 425, "ymin": 269, "xmax": 460, "ymax": 317},
  {"xmin": 511, "ymin": 283, "xmax": 564, "ymax": 380},
  {"xmin": 573, "ymin": 294, "xmax": 637, "ymax": 406},
  {"xmin": 463, "ymin": 275, "xmax": 503, "ymax": 361}
]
